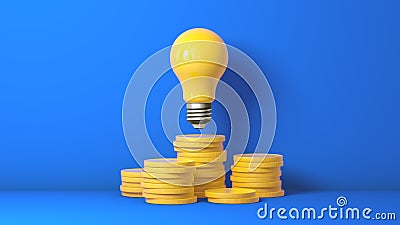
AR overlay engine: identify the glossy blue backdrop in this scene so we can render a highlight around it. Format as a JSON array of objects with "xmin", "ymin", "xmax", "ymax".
[{"xmin": 0, "ymin": 0, "xmax": 399, "ymax": 190}]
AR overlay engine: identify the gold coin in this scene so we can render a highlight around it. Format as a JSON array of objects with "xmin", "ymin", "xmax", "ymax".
[
  {"xmin": 121, "ymin": 192, "xmax": 142, "ymax": 198},
  {"xmin": 121, "ymin": 168, "xmax": 143, "ymax": 178},
  {"xmin": 173, "ymin": 141, "xmax": 223, "ymax": 148},
  {"xmin": 231, "ymin": 166, "xmax": 281, "ymax": 173},
  {"xmin": 144, "ymin": 158, "xmax": 195, "ymax": 168},
  {"xmin": 230, "ymin": 176, "xmax": 280, "ymax": 183},
  {"xmin": 194, "ymin": 181, "xmax": 225, "ymax": 187},
  {"xmin": 143, "ymin": 176, "xmax": 193, "ymax": 182},
  {"xmin": 174, "ymin": 147, "xmax": 224, "ymax": 152},
  {"xmin": 141, "ymin": 172, "xmax": 193, "ymax": 179},
  {"xmin": 194, "ymin": 179, "xmax": 225, "ymax": 186},
  {"xmin": 120, "ymin": 185, "xmax": 142, "ymax": 193},
  {"xmin": 195, "ymin": 179, "xmax": 225, "ymax": 186},
  {"xmin": 121, "ymin": 177, "xmax": 142, "ymax": 183},
  {"xmin": 142, "ymin": 193, "xmax": 194, "ymax": 199},
  {"xmin": 205, "ymin": 188, "xmax": 256, "ymax": 199},
  {"xmin": 194, "ymin": 175, "xmax": 225, "ymax": 182},
  {"xmin": 257, "ymin": 190, "xmax": 285, "ymax": 198},
  {"xmin": 194, "ymin": 161, "xmax": 224, "ymax": 166},
  {"xmin": 180, "ymin": 155, "xmax": 226, "ymax": 163},
  {"xmin": 178, "ymin": 150, "xmax": 227, "ymax": 158},
  {"xmin": 194, "ymin": 171, "xmax": 225, "ymax": 178},
  {"xmin": 232, "ymin": 171, "xmax": 281, "ymax": 178},
  {"xmin": 194, "ymin": 186, "xmax": 226, "ymax": 192},
  {"xmin": 121, "ymin": 177, "xmax": 141, "ymax": 183},
  {"xmin": 194, "ymin": 177, "xmax": 225, "ymax": 182},
  {"xmin": 144, "ymin": 167, "xmax": 195, "ymax": 174},
  {"xmin": 175, "ymin": 134, "xmax": 225, "ymax": 143},
  {"xmin": 232, "ymin": 181, "xmax": 282, "ymax": 188},
  {"xmin": 142, "ymin": 178, "xmax": 193, "ymax": 185},
  {"xmin": 196, "ymin": 166, "xmax": 224, "ymax": 172},
  {"xmin": 234, "ymin": 153, "xmax": 283, "ymax": 163},
  {"xmin": 252, "ymin": 187, "xmax": 282, "ymax": 192},
  {"xmin": 141, "ymin": 182, "xmax": 189, "ymax": 189},
  {"xmin": 143, "ymin": 187, "xmax": 194, "ymax": 194},
  {"xmin": 145, "ymin": 196, "xmax": 197, "ymax": 205},
  {"xmin": 233, "ymin": 161, "xmax": 283, "ymax": 168},
  {"xmin": 195, "ymin": 188, "xmax": 226, "ymax": 193},
  {"xmin": 121, "ymin": 182, "xmax": 142, "ymax": 188},
  {"xmin": 193, "ymin": 179, "xmax": 225, "ymax": 186},
  {"xmin": 194, "ymin": 193, "xmax": 207, "ymax": 198},
  {"xmin": 195, "ymin": 164, "xmax": 225, "ymax": 170},
  {"xmin": 193, "ymin": 168, "xmax": 225, "ymax": 177},
  {"xmin": 195, "ymin": 180, "xmax": 226, "ymax": 186},
  {"xmin": 208, "ymin": 196, "xmax": 259, "ymax": 204},
  {"xmin": 193, "ymin": 170, "xmax": 225, "ymax": 179}
]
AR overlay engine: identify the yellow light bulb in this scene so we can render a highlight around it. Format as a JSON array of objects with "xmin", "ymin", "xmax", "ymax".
[{"xmin": 170, "ymin": 28, "xmax": 228, "ymax": 129}]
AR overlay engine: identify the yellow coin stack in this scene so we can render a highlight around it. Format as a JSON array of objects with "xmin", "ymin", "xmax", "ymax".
[
  {"xmin": 174, "ymin": 134, "xmax": 227, "ymax": 198},
  {"xmin": 141, "ymin": 158, "xmax": 197, "ymax": 204},
  {"xmin": 230, "ymin": 153, "xmax": 285, "ymax": 198},
  {"xmin": 120, "ymin": 168, "xmax": 143, "ymax": 197},
  {"xmin": 205, "ymin": 188, "xmax": 259, "ymax": 204}
]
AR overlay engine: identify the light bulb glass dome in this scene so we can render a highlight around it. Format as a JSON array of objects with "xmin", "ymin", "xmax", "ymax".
[{"xmin": 170, "ymin": 28, "xmax": 228, "ymax": 128}]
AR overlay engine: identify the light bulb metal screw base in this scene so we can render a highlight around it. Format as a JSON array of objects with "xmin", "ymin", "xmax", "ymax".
[{"xmin": 186, "ymin": 103, "xmax": 212, "ymax": 129}]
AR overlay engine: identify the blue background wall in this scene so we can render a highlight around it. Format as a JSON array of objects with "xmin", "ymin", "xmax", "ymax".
[{"xmin": 0, "ymin": 0, "xmax": 399, "ymax": 190}]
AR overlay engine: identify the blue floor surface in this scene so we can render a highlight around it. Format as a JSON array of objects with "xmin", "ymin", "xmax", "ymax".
[{"xmin": 0, "ymin": 190, "xmax": 398, "ymax": 225}]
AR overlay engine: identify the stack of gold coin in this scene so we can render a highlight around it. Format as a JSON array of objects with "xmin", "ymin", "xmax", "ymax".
[
  {"xmin": 141, "ymin": 158, "xmax": 197, "ymax": 204},
  {"xmin": 230, "ymin": 153, "xmax": 284, "ymax": 198},
  {"xmin": 205, "ymin": 188, "xmax": 259, "ymax": 204},
  {"xmin": 174, "ymin": 134, "xmax": 227, "ymax": 198},
  {"xmin": 120, "ymin": 168, "xmax": 143, "ymax": 198}
]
